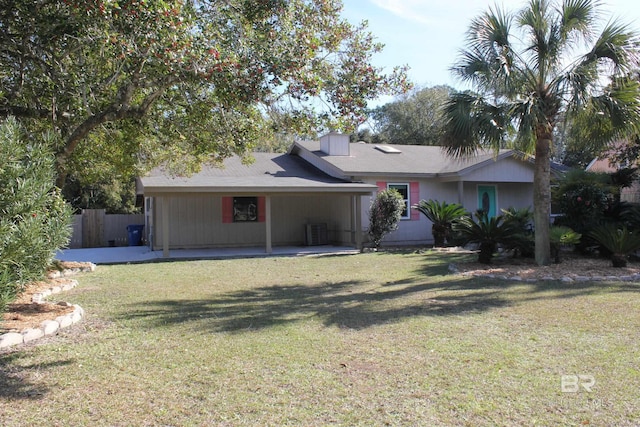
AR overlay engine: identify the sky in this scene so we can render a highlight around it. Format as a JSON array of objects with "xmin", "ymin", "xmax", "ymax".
[{"xmin": 342, "ymin": 0, "xmax": 640, "ymax": 104}]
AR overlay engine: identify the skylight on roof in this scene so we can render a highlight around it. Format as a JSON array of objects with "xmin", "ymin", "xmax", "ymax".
[{"xmin": 374, "ymin": 145, "xmax": 402, "ymax": 154}]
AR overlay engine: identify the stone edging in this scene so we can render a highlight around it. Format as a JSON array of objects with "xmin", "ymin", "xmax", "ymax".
[
  {"xmin": 0, "ymin": 263, "xmax": 95, "ymax": 350},
  {"xmin": 448, "ymin": 263, "xmax": 640, "ymax": 283}
]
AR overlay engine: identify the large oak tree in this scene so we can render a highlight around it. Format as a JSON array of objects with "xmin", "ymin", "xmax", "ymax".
[
  {"xmin": 443, "ymin": 0, "xmax": 640, "ymax": 265},
  {"xmin": 0, "ymin": 0, "xmax": 409, "ymax": 194}
]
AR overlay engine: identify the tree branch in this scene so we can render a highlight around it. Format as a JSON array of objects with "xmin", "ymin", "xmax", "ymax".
[
  {"xmin": 56, "ymin": 77, "xmax": 178, "ymax": 186},
  {"xmin": 0, "ymin": 105, "xmax": 51, "ymax": 119}
]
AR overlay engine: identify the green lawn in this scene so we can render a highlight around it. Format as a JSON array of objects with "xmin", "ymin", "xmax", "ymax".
[{"xmin": 1, "ymin": 251, "xmax": 639, "ymax": 426}]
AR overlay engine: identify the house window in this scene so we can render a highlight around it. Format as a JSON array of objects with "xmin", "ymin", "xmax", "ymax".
[
  {"xmin": 233, "ymin": 197, "xmax": 258, "ymax": 222},
  {"xmin": 388, "ymin": 183, "xmax": 410, "ymax": 219}
]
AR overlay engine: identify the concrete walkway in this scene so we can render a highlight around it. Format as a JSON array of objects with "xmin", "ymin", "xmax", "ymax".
[{"xmin": 55, "ymin": 245, "xmax": 360, "ymax": 265}]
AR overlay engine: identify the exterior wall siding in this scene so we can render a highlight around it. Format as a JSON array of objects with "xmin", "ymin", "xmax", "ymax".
[
  {"xmin": 152, "ymin": 193, "xmax": 353, "ymax": 250},
  {"xmin": 361, "ymin": 178, "xmax": 454, "ymax": 246},
  {"xmin": 462, "ymin": 157, "xmax": 534, "ymax": 182},
  {"xmin": 360, "ymin": 178, "xmax": 534, "ymax": 247},
  {"xmin": 460, "ymin": 182, "xmax": 534, "ymax": 214}
]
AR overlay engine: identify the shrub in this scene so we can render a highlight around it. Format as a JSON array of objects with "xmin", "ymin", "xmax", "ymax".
[
  {"xmin": 500, "ymin": 207, "xmax": 534, "ymax": 257},
  {"xmin": 412, "ymin": 199, "xmax": 466, "ymax": 247},
  {"xmin": 552, "ymin": 170, "xmax": 612, "ymax": 229},
  {"xmin": 549, "ymin": 226, "xmax": 581, "ymax": 264},
  {"xmin": 453, "ymin": 210, "xmax": 523, "ymax": 264},
  {"xmin": 0, "ymin": 118, "xmax": 72, "ymax": 314},
  {"xmin": 588, "ymin": 223, "xmax": 640, "ymax": 268},
  {"xmin": 367, "ymin": 189, "xmax": 405, "ymax": 249}
]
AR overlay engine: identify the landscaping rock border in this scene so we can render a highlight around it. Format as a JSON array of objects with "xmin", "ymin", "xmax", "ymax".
[{"xmin": 0, "ymin": 263, "xmax": 94, "ymax": 350}]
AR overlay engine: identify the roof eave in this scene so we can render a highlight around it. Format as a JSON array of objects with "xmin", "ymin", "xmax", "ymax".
[{"xmin": 141, "ymin": 185, "xmax": 376, "ymax": 196}]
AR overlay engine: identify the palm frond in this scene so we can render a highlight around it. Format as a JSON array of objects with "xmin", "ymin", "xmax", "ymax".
[
  {"xmin": 559, "ymin": 0, "xmax": 597, "ymax": 42},
  {"xmin": 457, "ymin": 5, "xmax": 516, "ymax": 91},
  {"xmin": 441, "ymin": 92, "xmax": 509, "ymax": 158},
  {"xmin": 590, "ymin": 77, "xmax": 640, "ymax": 137},
  {"xmin": 441, "ymin": 92, "xmax": 482, "ymax": 157},
  {"xmin": 450, "ymin": 49, "xmax": 492, "ymax": 85},
  {"xmin": 519, "ymin": 0, "xmax": 552, "ymax": 59},
  {"xmin": 412, "ymin": 200, "xmax": 466, "ymax": 224},
  {"xmin": 468, "ymin": 5, "xmax": 513, "ymax": 52},
  {"xmin": 589, "ymin": 223, "xmax": 640, "ymax": 254},
  {"xmin": 587, "ymin": 21, "xmax": 639, "ymax": 72}
]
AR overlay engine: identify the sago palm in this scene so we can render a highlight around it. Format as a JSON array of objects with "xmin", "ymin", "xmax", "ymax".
[
  {"xmin": 589, "ymin": 223, "xmax": 640, "ymax": 267},
  {"xmin": 412, "ymin": 199, "xmax": 466, "ymax": 247},
  {"xmin": 443, "ymin": 0, "xmax": 640, "ymax": 265},
  {"xmin": 453, "ymin": 210, "xmax": 523, "ymax": 264}
]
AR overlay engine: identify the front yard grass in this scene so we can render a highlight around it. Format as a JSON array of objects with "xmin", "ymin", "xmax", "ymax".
[{"xmin": 1, "ymin": 251, "xmax": 639, "ymax": 426}]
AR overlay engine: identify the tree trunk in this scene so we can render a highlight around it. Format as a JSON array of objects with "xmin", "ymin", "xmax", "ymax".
[
  {"xmin": 534, "ymin": 137, "xmax": 552, "ymax": 266},
  {"xmin": 432, "ymin": 224, "xmax": 446, "ymax": 247},
  {"xmin": 478, "ymin": 242, "xmax": 495, "ymax": 264}
]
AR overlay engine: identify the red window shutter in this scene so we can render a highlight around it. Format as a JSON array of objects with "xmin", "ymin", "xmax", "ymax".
[
  {"xmin": 257, "ymin": 196, "xmax": 266, "ymax": 222},
  {"xmin": 376, "ymin": 181, "xmax": 387, "ymax": 192},
  {"xmin": 410, "ymin": 182, "xmax": 420, "ymax": 220},
  {"xmin": 222, "ymin": 197, "xmax": 233, "ymax": 223}
]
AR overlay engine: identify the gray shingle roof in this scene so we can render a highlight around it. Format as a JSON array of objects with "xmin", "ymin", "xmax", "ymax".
[
  {"xmin": 293, "ymin": 140, "xmax": 516, "ymax": 178},
  {"xmin": 139, "ymin": 152, "xmax": 376, "ymax": 194}
]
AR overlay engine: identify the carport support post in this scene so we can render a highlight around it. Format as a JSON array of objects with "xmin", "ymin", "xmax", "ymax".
[
  {"xmin": 265, "ymin": 195, "xmax": 272, "ymax": 254},
  {"xmin": 355, "ymin": 195, "xmax": 363, "ymax": 249},
  {"xmin": 162, "ymin": 196, "xmax": 169, "ymax": 258}
]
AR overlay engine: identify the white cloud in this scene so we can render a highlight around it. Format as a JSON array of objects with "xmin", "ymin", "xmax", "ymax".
[{"xmin": 370, "ymin": 0, "xmax": 433, "ymax": 24}]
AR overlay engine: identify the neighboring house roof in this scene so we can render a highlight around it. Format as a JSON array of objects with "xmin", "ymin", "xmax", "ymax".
[
  {"xmin": 291, "ymin": 140, "xmax": 525, "ymax": 179},
  {"xmin": 585, "ymin": 157, "xmax": 616, "ymax": 173},
  {"xmin": 138, "ymin": 152, "xmax": 376, "ymax": 195}
]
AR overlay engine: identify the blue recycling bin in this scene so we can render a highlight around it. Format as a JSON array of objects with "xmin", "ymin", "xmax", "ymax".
[{"xmin": 126, "ymin": 224, "xmax": 144, "ymax": 246}]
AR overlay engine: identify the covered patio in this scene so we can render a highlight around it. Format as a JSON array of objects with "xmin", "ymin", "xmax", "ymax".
[{"xmin": 138, "ymin": 153, "xmax": 377, "ymax": 257}]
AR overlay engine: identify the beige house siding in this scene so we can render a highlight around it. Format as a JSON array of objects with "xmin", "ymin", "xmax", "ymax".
[
  {"xmin": 460, "ymin": 157, "xmax": 534, "ymax": 183},
  {"xmin": 359, "ymin": 177, "xmax": 534, "ymax": 246},
  {"xmin": 149, "ymin": 193, "xmax": 355, "ymax": 250}
]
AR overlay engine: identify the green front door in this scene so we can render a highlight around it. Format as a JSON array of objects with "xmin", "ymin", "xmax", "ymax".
[{"xmin": 477, "ymin": 185, "xmax": 497, "ymax": 217}]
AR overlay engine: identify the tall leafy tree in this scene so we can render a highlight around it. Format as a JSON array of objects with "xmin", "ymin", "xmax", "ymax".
[
  {"xmin": 370, "ymin": 85, "xmax": 452, "ymax": 145},
  {"xmin": 443, "ymin": 0, "xmax": 640, "ymax": 265},
  {"xmin": 0, "ymin": 0, "xmax": 410, "ymax": 191}
]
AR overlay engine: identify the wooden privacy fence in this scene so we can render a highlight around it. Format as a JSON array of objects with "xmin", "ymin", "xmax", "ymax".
[{"xmin": 68, "ymin": 209, "xmax": 145, "ymax": 248}]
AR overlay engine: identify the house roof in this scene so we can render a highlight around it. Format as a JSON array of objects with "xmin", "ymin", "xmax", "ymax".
[
  {"xmin": 585, "ymin": 157, "xmax": 616, "ymax": 173},
  {"xmin": 138, "ymin": 152, "xmax": 377, "ymax": 195},
  {"xmin": 291, "ymin": 140, "xmax": 521, "ymax": 179}
]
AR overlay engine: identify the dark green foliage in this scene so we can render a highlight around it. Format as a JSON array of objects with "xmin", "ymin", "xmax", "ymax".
[
  {"xmin": 622, "ymin": 204, "xmax": 640, "ymax": 231},
  {"xmin": 552, "ymin": 169, "xmax": 640, "ymax": 255},
  {"xmin": 500, "ymin": 207, "xmax": 535, "ymax": 258},
  {"xmin": 589, "ymin": 223, "xmax": 640, "ymax": 267},
  {"xmin": 412, "ymin": 199, "xmax": 466, "ymax": 247},
  {"xmin": 0, "ymin": 118, "xmax": 72, "ymax": 314},
  {"xmin": 367, "ymin": 189, "xmax": 405, "ymax": 249},
  {"xmin": 453, "ymin": 210, "xmax": 523, "ymax": 264},
  {"xmin": 552, "ymin": 170, "xmax": 613, "ymax": 234},
  {"xmin": 549, "ymin": 226, "xmax": 582, "ymax": 264},
  {"xmin": 370, "ymin": 85, "xmax": 453, "ymax": 145}
]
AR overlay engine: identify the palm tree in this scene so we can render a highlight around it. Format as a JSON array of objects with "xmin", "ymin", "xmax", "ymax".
[{"xmin": 443, "ymin": 0, "xmax": 640, "ymax": 265}]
